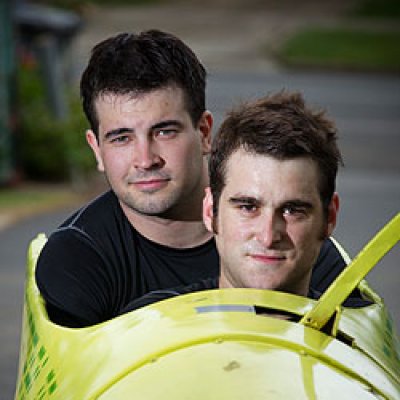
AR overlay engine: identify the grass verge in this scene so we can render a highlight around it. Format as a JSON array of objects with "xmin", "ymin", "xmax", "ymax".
[
  {"xmin": 276, "ymin": 29, "xmax": 400, "ymax": 73},
  {"xmin": 0, "ymin": 184, "xmax": 77, "ymax": 209},
  {"xmin": 0, "ymin": 181, "xmax": 102, "ymax": 230},
  {"xmin": 350, "ymin": 0, "xmax": 400, "ymax": 19}
]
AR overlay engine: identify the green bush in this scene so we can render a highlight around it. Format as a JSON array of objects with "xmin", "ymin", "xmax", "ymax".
[{"xmin": 17, "ymin": 65, "xmax": 95, "ymax": 182}]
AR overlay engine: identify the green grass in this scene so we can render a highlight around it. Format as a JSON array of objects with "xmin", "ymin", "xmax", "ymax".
[
  {"xmin": 277, "ymin": 29, "xmax": 400, "ymax": 73},
  {"xmin": 0, "ymin": 189, "xmax": 52, "ymax": 208},
  {"xmin": 351, "ymin": 0, "xmax": 400, "ymax": 18},
  {"xmin": 0, "ymin": 185, "xmax": 78, "ymax": 211},
  {"xmin": 0, "ymin": 183, "xmax": 97, "ymax": 227},
  {"xmin": 0, "ymin": 179, "xmax": 106, "ymax": 226}
]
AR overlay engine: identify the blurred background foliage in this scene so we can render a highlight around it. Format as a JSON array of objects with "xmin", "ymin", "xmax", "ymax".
[
  {"xmin": 0, "ymin": 0, "xmax": 398, "ymax": 214},
  {"xmin": 17, "ymin": 62, "xmax": 94, "ymax": 183},
  {"xmin": 34, "ymin": 0, "xmax": 400, "ymax": 16},
  {"xmin": 351, "ymin": 0, "xmax": 400, "ymax": 17},
  {"xmin": 7, "ymin": 0, "xmax": 400, "ymax": 186},
  {"xmin": 12, "ymin": 0, "xmax": 163, "ymax": 185},
  {"xmin": 276, "ymin": 29, "xmax": 400, "ymax": 73},
  {"xmin": 275, "ymin": 0, "xmax": 400, "ymax": 73},
  {"xmin": 33, "ymin": 0, "xmax": 164, "ymax": 11}
]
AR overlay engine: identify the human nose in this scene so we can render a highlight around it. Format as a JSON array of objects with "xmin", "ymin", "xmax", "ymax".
[
  {"xmin": 255, "ymin": 212, "xmax": 284, "ymax": 247},
  {"xmin": 133, "ymin": 138, "xmax": 163, "ymax": 170}
]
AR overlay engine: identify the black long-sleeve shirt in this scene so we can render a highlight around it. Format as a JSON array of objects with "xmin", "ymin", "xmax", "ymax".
[{"xmin": 36, "ymin": 190, "xmax": 354, "ymax": 328}]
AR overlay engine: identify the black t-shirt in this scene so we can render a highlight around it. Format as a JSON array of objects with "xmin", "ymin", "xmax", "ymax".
[
  {"xmin": 36, "ymin": 190, "xmax": 350, "ymax": 327},
  {"xmin": 36, "ymin": 191, "xmax": 218, "ymax": 327}
]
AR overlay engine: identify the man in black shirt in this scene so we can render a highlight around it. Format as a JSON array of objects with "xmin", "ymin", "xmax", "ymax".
[
  {"xmin": 120, "ymin": 91, "xmax": 369, "ymax": 313},
  {"xmin": 36, "ymin": 31, "xmax": 348, "ymax": 327},
  {"xmin": 204, "ymin": 91, "xmax": 344, "ymax": 298}
]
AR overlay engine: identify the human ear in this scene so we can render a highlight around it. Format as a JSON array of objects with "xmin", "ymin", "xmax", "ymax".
[
  {"xmin": 86, "ymin": 130, "xmax": 104, "ymax": 172},
  {"xmin": 326, "ymin": 192, "xmax": 339, "ymax": 237},
  {"xmin": 198, "ymin": 111, "xmax": 213, "ymax": 155},
  {"xmin": 203, "ymin": 187, "xmax": 215, "ymax": 233}
]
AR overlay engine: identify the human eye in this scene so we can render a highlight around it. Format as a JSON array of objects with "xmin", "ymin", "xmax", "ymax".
[
  {"xmin": 110, "ymin": 135, "xmax": 129, "ymax": 144},
  {"xmin": 230, "ymin": 197, "xmax": 260, "ymax": 216},
  {"xmin": 104, "ymin": 128, "xmax": 133, "ymax": 145},
  {"xmin": 282, "ymin": 203, "xmax": 309, "ymax": 219},
  {"xmin": 155, "ymin": 128, "xmax": 178, "ymax": 139},
  {"xmin": 239, "ymin": 203, "xmax": 258, "ymax": 214}
]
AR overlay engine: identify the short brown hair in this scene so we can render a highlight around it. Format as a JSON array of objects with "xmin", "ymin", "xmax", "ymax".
[
  {"xmin": 209, "ymin": 91, "xmax": 343, "ymax": 218},
  {"xmin": 80, "ymin": 30, "xmax": 206, "ymax": 138}
]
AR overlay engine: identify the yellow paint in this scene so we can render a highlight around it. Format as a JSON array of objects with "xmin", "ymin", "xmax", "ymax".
[{"xmin": 14, "ymin": 215, "xmax": 400, "ymax": 399}]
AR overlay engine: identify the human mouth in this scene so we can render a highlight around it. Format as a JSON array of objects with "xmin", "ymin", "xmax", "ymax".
[
  {"xmin": 132, "ymin": 178, "xmax": 170, "ymax": 192},
  {"xmin": 249, "ymin": 253, "xmax": 286, "ymax": 264}
]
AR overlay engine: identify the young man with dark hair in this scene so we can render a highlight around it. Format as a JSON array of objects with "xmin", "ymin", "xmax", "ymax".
[
  {"xmin": 125, "ymin": 91, "xmax": 371, "ymax": 311},
  {"xmin": 203, "ymin": 91, "xmax": 341, "ymax": 297},
  {"xmin": 36, "ymin": 32, "xmax": 348, "ymax": 327}
]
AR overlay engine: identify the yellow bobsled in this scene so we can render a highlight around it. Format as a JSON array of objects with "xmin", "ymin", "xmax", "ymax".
[{"xmin": 15, "ymin": 214, "xmax": 400, "ymax": 399}]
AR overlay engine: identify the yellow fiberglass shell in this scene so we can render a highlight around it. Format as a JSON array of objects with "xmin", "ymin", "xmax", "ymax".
[{"xmin": 15, "ymin": 234, "xmax": 400, "ymax": 400}]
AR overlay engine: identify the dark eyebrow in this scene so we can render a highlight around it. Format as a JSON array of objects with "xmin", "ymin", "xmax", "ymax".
[
  {"xmin": 229, "ymin": 197, "xmax": 314, "ymax": 210},
  {"xmin": 283, "ymin": 200, "xmax": 314, "ymax": 209},
  {"xmin": 229, "ymin": 196, "xmax": 261, "ymax": 206},
  {"xmin": 104, "ymin": 127, "xmax": 134, "ymax": 140},
  {"xmin": 104, "ymin": 120, "xmax": 184, "ymax": 140}
]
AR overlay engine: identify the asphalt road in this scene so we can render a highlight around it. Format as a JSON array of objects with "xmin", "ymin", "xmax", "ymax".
[{"xmin": 1, "ymin": 70, "xmax": 399, "ymax": 398}]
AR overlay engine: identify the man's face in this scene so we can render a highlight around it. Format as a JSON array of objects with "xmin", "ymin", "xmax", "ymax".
[
  {"xmin": 86, "ymin": 86, "xmax": 212, "ymax": 219},
  {"xmin": 203, "ymin": 148, "xmax": 338, "ymax": 296}
]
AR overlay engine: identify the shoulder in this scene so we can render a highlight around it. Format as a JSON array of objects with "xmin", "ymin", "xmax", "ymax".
[
  {"xmin": 311, "ymin": 238, "xmax": 372, "ymax": 306},
  {"xmin": 36, "ymin": 190, "xmax": 131, "ymax": 288},
  {"xmin": 311, "ymin": 237, "xmax": 347, "ymax": 292},
  {"xmin": 44, "ymin": 190, "xmax": 134, "ymax": 250},
  {"xmin": 59, "ymin": 190, "xmax": 120, "ymax": 230}
]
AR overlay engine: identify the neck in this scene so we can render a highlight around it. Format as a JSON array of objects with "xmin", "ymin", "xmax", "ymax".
[
  {"xmin": 218, "ymin": 275, "xmax": 311, "ymax": 298},
  {"xmin": 124, "ymin": 208, "xmax": 213, "ymax": 248}
]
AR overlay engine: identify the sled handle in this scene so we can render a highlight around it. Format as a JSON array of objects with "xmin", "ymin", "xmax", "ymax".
[{"xmin": 300, "ymin": 213, "xmax": 400, "ymax": 330}]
